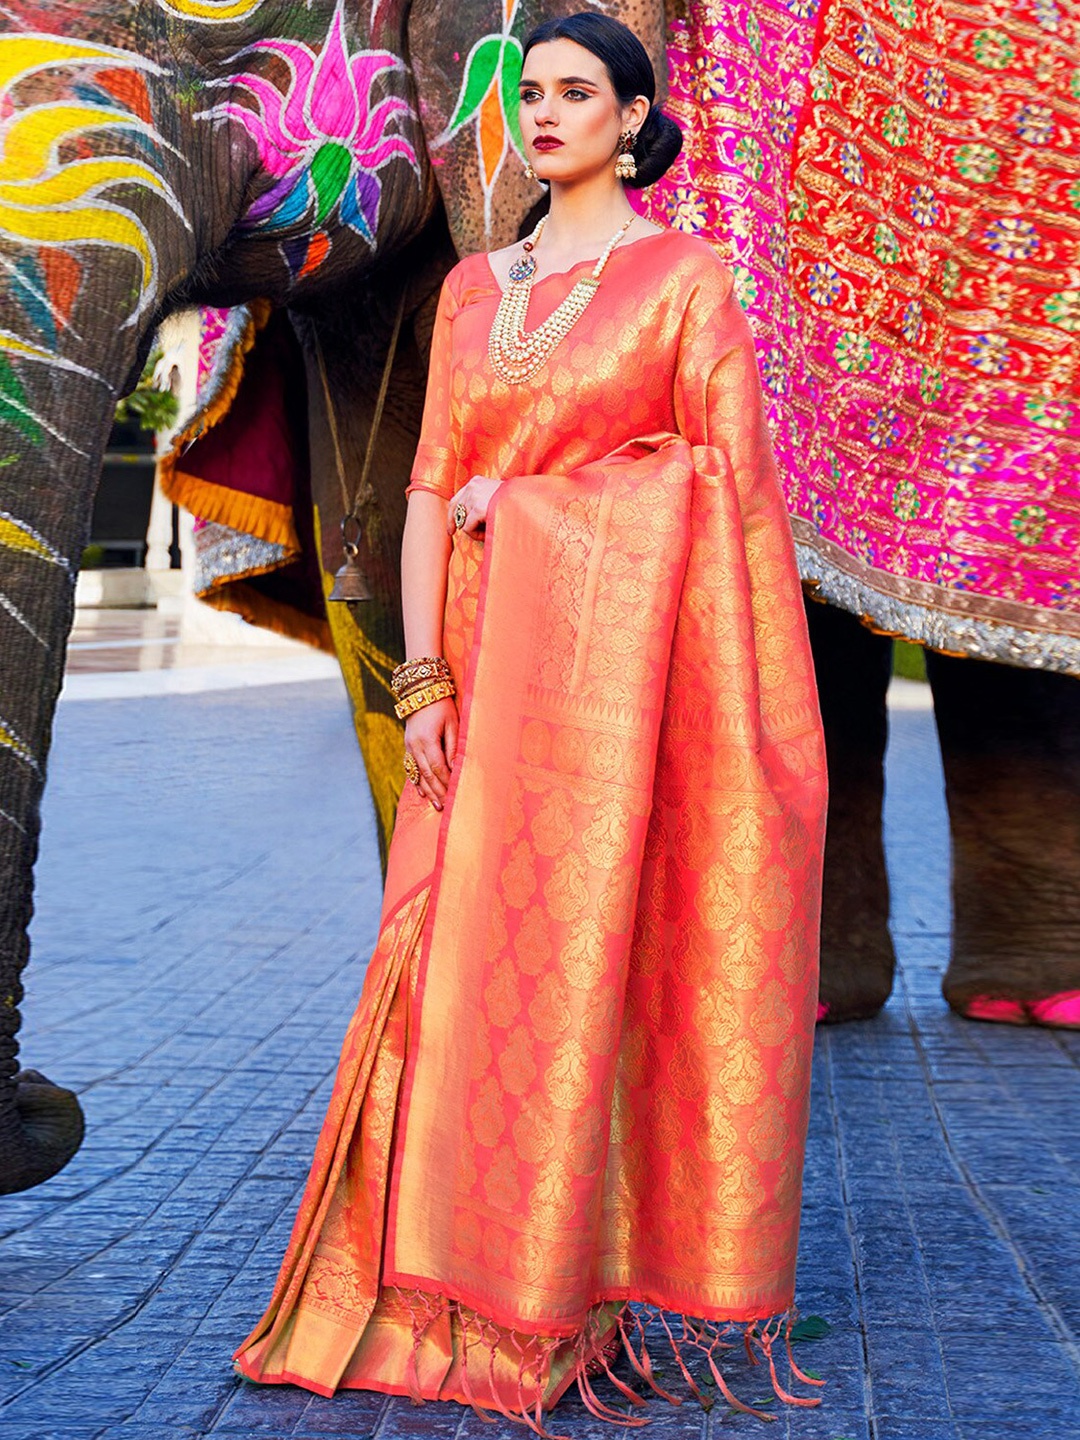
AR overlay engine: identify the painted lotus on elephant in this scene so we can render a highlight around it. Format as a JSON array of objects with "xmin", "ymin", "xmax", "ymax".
[
  {"xmin": 641, "ymin": 0, "xmax": 1080, "ymax": 673},
  {"xmin": 197, "ymin": 0, "xmax": 420, "ymax": 276}
]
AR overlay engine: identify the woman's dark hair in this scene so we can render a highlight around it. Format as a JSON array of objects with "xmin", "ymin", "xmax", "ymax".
[{"xmin": 520, "ymin": 11, "xmax": 682, "ymax": 188}]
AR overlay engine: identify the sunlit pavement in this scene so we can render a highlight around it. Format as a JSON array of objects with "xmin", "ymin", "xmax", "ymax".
[{"xmin": 2, "ymin": 612, "xmax": 1078, "ymax": 1440}]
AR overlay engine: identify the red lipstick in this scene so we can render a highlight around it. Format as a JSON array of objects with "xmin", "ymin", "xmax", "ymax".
[{"xmin": 533, "ymin": 137, "xmax": 563, "ymax": 150}]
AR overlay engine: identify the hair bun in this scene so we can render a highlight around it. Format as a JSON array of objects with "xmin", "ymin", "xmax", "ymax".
[{"xmin": 628, "ymin": 106, "xmax": 683, "ymax": 189}]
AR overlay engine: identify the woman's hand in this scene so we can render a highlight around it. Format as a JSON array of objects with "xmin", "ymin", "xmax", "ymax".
[
  {"xmin": 448, "ymin": 475, "xmax": 502, "ymax": 538},
  {"xmin": 405, "ymin": 696, "xmax": 458, "ymax": 811}
]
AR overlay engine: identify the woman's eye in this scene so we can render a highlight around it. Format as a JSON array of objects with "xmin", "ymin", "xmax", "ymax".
[
  {"xmin": 564, "ymin": 89, "xmax": 589, "ymax": 100},
  {"xmin": 519, "ymin": 89, "xmax": 540, "ymax": 103}
]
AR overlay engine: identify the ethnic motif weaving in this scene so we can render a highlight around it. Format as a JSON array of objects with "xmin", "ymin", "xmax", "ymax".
[
  {"xmin": 235, "ymin": 231, "xmax": 827, "ymax": 1430},
  {"xmin": 640, "ymin": 0, "xmax": 1080, "ymax": 672}
]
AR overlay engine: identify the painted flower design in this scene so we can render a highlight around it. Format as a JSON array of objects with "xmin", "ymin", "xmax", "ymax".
[
  {"xmin": 1044, "ymin": 289, "xmax": 1080, "ymax": 332},
  {"xmin": 972, "ymin": 28, "xmax": 1014, "ymax": 68},
  {"xmin": 200, "ymin": 2, "xmax": 418, "ymax": 259},
  {"xmin": 788, "ymin": 185, "xmax": 809, "ymax": 223},
  {"xmin": 968, "ymin": 333, "xmax": 1009, "ymax": 374},
  {"xmin": 888, "ymin": 0, "xmax": 916, "ymax": 29},
  {"xmin": 954, "ymin": 144, "xmax": 1000, "ymax": 183},
  {"xmin": 761, "ymin": 349, "xmax": 789, "ymax": 396},
  {"xmin": 1024, "ymin": 396, "xmax": 1073, "ymax": 431},
  {"xmin": 940, "ymin": 259, "xmax": 961, "ymax": 298},
  {"xmin": 745, "ymin": 11, "xmax": 763, "ymax": 56},
  {"xmin": 855, "ymin": 23, "xmax": 883, "ymax": 67},
  {"xmin": 840, "ymin": 142, "xmax": 864, "ymax": 186},
  {"xmin": 942, "ymin": 433, "xmax": 993, "ymax": 476},
  {"xmin": 1069, "ymin": 180, "xmax": 1080, "ymax": 212},
  {"xmin": 882, "ymin": 104, "xmax": 909, "ymax": 148},
  {"xmin": 807, "ymin": 260, "xmax": 840, "ymax": 306},
  {"xmin": 868, "ymin": 405, "xmax": 901, "ymax": 450},
  {"xmin": 923, "ymin": 67, "xmax": 948, "ymax": 109},
  {"xmin": 873, "ymin": 223, "xmax": 901, "ymax": 264},
  {"xmin": 892, "ymin": 479, "xmax": 920, "ymax": 520},
  {"xmin": 784, "ymin": 0, "xmax": 818, "ymax": 19},
  {"xmin": 834, "ymin": 330, "xmax": 872, "ymax": 373},
  {"xmin": 1033, "ymin": 0, "xmax": 1061, "ymax": 28},
  {"xmin": 1071, "ymin": 68, "xmax": 1080, "ymax": 101},
  {"xmin": 910, "ymin": 184, "xmax": 939, "ymax": 227},
  {"xmin": 1011, "ymin": 505, "xmax": 1047, "ymax": 546},
  {"xmin": 667, "ymin": 187, "xmax": 708, "ymax": 233},
  {"xmin": 433, "ymin": 1, "xmax": 530, "ymax": 238},
  {"xmin": 901, "ymin": 301, "xmax": 923, "ymax": 343},
  {"xmin": 1016, "ymin": 103, "xmax": 1054, "ymax": 145},
  {"xmin": 985, "ymin": 217, "xmax": 1038, "ymax": 258}
]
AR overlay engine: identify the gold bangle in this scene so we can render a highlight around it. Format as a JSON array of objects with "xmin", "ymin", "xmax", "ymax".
[
  {"xmin": 394, "ymin": 680, "xmax": 456, "ymax": 719},
  {"xmin": 391, "ymin": 656, "xmax": 452, "ymax": 698}
]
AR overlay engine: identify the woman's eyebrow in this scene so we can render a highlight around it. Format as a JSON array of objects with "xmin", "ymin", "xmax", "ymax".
[{"xmin": 518, "ymin": 75, "xmax": 600, "ymax": 87}]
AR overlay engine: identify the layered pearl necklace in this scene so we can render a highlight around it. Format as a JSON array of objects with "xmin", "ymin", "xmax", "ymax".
[{"xmin": 488, "ymin": 213, "xmax": 635, "ymax": 385}]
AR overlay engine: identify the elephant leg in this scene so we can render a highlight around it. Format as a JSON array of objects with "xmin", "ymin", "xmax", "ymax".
[
  {"xmin": 0, "ymin": 326, "xmax": 146, "ymax": 1193},
  {"xmin": 806, "ymin": 599, "xmax": 896, "ymax": 1022},
  {"xmin": 926, "ymin": 652, "xmax": 1080, "ymax": 1026}
]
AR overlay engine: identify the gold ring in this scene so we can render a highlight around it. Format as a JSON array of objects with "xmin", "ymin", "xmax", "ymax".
[
  {"xmin": 403, "ymin": 751, "xmax": 420, "ymax": 784},
  {"xmin": 454, "ymin": 502, "xmax": 468, "ymax": 530}
]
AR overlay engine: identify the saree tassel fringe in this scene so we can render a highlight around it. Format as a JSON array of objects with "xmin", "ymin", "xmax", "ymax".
[{"xmin": 382, "ymin": 1298, "xmax": 824, "ymax": 1432}]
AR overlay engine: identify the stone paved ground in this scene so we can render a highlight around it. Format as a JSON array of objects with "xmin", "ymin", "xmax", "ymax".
[{"xmin": 2, "ymin": 670, "xmax": 1079, "ymax": 1440}]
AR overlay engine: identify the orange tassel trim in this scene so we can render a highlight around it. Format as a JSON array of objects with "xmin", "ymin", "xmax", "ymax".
[
  {"xmin": 369, "ymin": 1291, "xmax": 824, "ymax": 1439},
  {"xmin": 156, "ymin": 299, "xmax": 300, "ymax": 555}
]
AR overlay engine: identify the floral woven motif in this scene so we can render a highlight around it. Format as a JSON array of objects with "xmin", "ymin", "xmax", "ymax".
[{"xmin": 641, "ymin": 0, "xmax": 1080, "ymax": 672}]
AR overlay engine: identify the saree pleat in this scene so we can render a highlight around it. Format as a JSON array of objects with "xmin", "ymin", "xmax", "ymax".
[{"xmin": 236, "ymin": 233, "xmax": 828, "ymax": 1427}]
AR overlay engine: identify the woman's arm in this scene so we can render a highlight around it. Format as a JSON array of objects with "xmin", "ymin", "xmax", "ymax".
[{"xmin": 401, "ymin": 491, "xmax": 456, "ymax": 810}]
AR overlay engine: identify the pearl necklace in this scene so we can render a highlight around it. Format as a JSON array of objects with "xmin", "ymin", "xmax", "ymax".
[{"xmin": 488, "ymin": 214, "xmax": 636, "ymax": 385}]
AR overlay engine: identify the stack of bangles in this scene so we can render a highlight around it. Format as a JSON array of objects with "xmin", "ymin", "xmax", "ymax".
[{"xmin": 394, "ymin": 658, "xmax": 455, "ymax": 786}]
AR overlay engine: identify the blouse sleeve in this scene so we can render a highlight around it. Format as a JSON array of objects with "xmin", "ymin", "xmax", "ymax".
[{"xmin": 406, "ymin": 271, "xmax": 466, "ymax": 501}]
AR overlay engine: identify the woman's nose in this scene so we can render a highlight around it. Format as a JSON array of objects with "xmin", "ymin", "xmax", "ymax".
[{"xmin": 534, "ymin": 94, "xmax": 557, "ymax": 126}]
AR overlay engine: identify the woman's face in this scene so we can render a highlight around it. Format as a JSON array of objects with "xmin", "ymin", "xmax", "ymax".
[{"xmin": 518, "ymin": 38, "xmax": 645, "ymax": 186}]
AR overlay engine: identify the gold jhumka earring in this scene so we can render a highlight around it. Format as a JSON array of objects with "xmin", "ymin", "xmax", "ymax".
[
  {"xmin": 523, "ymin": 160, "xmax": 537, "ymax": 181},
  {"xmin": 615, "ymin": 130, "xmax": 637, "ymax": 181}
]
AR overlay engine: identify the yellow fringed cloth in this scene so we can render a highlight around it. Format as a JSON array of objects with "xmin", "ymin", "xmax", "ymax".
[{"xmin": 235, "ymin": 231, "xmax": 828, "ymax": 1432}]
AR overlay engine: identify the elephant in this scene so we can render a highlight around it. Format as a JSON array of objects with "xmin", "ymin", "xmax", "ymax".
[{"xmin": 0, "ymin": 0, "xmax": 668, "ymax": 1195}]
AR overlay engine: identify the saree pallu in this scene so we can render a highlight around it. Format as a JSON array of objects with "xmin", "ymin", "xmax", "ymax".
[{"xmin": 235, "ymin": 419, "xmax": 827, "ymax": 1430}]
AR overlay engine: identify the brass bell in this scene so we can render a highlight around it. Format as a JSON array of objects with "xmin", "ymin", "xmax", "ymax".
[{"xmin": 327, "ymin": 517, "xmax": 373, "ymax": 603}]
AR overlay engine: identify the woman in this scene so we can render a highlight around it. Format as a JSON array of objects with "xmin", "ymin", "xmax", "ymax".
[{"xmin": 235, "ymin": 11, "xmax": 827, "ymax": 1432}]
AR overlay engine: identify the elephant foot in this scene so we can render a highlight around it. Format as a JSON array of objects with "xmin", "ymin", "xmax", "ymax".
[
  {"xmin": 0, "ymin": 1069, "xmax": 85, "ymax": 1195},
  {"xmin": 953, "ymin": 989, "xmax": 1080, "ymax": 1030},
  {"xmin": 815, "ymin": 946, "xmax": 894, "ymax": 1024}
]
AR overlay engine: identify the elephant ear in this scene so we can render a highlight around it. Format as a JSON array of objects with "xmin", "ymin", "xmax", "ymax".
[{"xmin": 407, "ymin": 0, "xmax": 670, "ymax": 257}]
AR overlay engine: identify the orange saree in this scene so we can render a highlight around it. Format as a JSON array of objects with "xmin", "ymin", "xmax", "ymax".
[{"xmin": 234, "ymin": 229, "xmax": 828, "ymax": 1431}]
